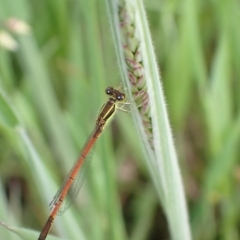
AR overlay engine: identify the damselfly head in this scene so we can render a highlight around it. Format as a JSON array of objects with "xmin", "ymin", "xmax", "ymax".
[{"xmin": 105, "ymin": 87, "xmax": 125, "ymax": 102}]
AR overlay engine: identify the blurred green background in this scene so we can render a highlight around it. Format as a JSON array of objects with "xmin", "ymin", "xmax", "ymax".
[{"xmin": 0, "ymin": 0, "xmax": 240, "ymax": 240}]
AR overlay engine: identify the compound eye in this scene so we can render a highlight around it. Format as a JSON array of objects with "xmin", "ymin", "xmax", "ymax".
[
  {"xmin": 117, "ymin": 93, "xmax": 125, "ymax": 101},
  {"xmin": 105, "ymin": 87, "xmax": 113, "ymax": 95}
]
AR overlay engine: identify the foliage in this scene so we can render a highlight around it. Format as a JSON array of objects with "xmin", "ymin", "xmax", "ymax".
[{"xmin": 0, "ymin": 0, "xmax": 239, "ymax": 240}]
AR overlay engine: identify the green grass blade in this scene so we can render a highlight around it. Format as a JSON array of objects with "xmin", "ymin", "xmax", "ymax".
[
  {"xmin": 106, "ymin": 0, "xmax": 191, "ymax": 239},
  {"xmin": 0, "ymin": 221, "xmax": 63, "ymax": 240},
  {"xmin": 0, "ymin": 84, "xmax": 19, "ymax": 128}
]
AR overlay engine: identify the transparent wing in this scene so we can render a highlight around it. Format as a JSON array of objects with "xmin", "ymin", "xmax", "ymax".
[{"xmin": 49, "ymin": 149, "xmax": 94, "ymax": 216}]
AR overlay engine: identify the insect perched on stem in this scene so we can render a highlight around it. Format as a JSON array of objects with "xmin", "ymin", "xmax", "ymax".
[{"xmin": 38, "ymin": 87, "xmax": 127, "ymax": 240}]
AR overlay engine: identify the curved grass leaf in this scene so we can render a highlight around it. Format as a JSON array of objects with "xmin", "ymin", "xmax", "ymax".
[
  {"xmin": 106, "ymin": 0, "xmax": 191, "ymax": 239},
  {"xmin": 0, "ymin": 221, "xmax": 63, "ymax": 240},
  {"xmin": 0, "ymin": 84, "xmax": 19, "ymax": 128}
]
